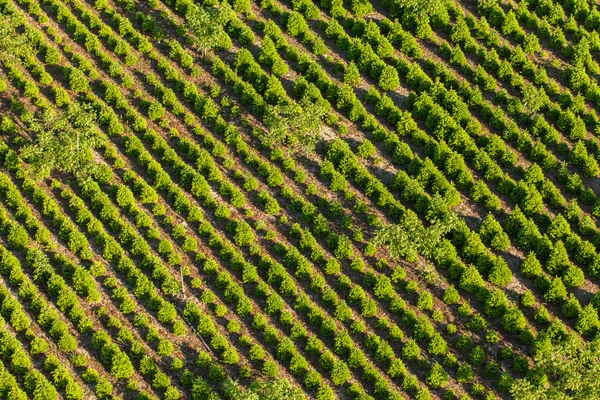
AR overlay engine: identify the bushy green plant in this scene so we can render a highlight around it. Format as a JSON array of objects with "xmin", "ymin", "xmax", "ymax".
[
  {"xmin": 426, "ymin": 363, "xmax": 447, "ymax": 388},
  {"xmin": 378, "ymin": 65, "xmax": 399, "ymax": 91}
]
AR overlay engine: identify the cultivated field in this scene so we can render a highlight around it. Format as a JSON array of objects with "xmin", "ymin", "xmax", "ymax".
[{"xmin": 0, "ymin": 0, "xmax": 599, "ymax": 398}]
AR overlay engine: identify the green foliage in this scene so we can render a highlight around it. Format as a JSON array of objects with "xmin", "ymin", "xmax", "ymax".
[
  {"xmin": 417, "ymin": 291, "xmax": 433, "ymax": 311},
  {"xmin": 344, "ymin": 62, "xmax": 360, "ymax": 87},
  {"xmin": 330, "ymin": 361, "xmax": 351, "ymax": 386},
  {"xmin": 521, "ymin": 252, "xmax": 543, "ymax": 279},
  {"xmin": 30, "ymin": 338, "xmax": 49, "ymax": 355},
  {"xmin": 148, "ymin": 102, "xmax": 166, "ymax": 121},
  {"xmin": 21, "ymin": 104, "xmax": 101, "ymax": 180},
  {"xmin": 378, "ymin": 65, "xmax": 399, "ymax": 91},
  {"xmin": 229, "ymin": 0, "xmax": 250, "ymax": 12},
  {"xmin": 186, "ymin": 3, "xmax": 233, "ymax": 55},
  {"xmin": 511, "ymin": 336, "xmax": 600, "ymax": 399},
  {"xmin": 426, "ymin": 362, "xmax": 447, "ymax": 388},
  {"xmin": 576, "ymin": 304, "xmax": 599, "ymax": 336},
  {"xmin": 24, "ymin": 370, "xmax": 57, "ymax": 399},
  {"xmin": 443, "ymin": 286, "xmax": 460, "ymax": 304},
  {"xmin": 230, "ymin": 219, "xmax": 255, "ymax": 247},
  {"xmin": 221, "ymin": 377, "xmax": 305, "ymax": 399},
  {"xmin": 545, "ymin": 277, "xmax": 568, "ymax": 304},
  {"xmin": 428, "ymin": 333, "xmax": 448, "ymax": 356},
  {"xmin": 402, "ymin": 338, "xmax": 421, "ymax": 360},
  {"xmin": 66, "ymin": 68, "xmax": 89, "ymax": 93},
  {"xmin": 563, "ymin": 294, "xmax": 582, "ymax": 319},
  {"xmin": 324, "ymin": 258, "xmax": 341, "ymax": 275},
  {"xmin": 375, "ymin": 205, "xmax": 458, "ymax": 261},
  {"xmin": 357, "ymin": 139, "xmax": 376, "ymax": 158},
  {"xmin": 502, "ymin": 307, "xmax": 527, "ymax": 333},
  {"xmin": 52, "ymin": 87, "xmax": 70, "ymax": 108},
  {"xmin": 489, "ymin": 260, "xmax": 513, "ymax": 287},
  {"xmin": 262, "ymin": 97, "xmax": 327, "ymax": 153},
  {"xmin": 563, "ymin": 265, "xmax": 585, "ymax": 288},
  {"xmin": 457, "ymin": 363, "xmax": 474, "ymax": 383},
  {"xmin": 479, "ymin": 214, "xmax": 510, "ymax": 251},
  {"xmin": 397, "ymin": 0, "xmax": 448, "ymax": 20},
  {"xmin": 351, "ymin": 0, "xmax": 373, "ymax": 16},
  {"xmin": 521, "ymin": 290, "xmax": 536, "ymax": 308},
  {"xmin": 286, "ymin": 12, "xmax": 308, "ymax": 37},
  {"xmin": 460, "ymin": 265, "xmax": 485, "ymax": 293}
]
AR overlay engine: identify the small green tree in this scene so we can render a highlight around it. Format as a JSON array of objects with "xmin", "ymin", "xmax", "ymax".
[
  {"xmin": 563, "ymin": 265, "xmax": 585, "ymax": 288},
  {"xmin": 521, "ymin": 252, "xmax": 543, "ymax": 278},
  {"xmin": 521, "ymin": 83, "xmax": 548, "ymax": 114},
  {"xmin": 344, "ymin": 62, "xmax": 360, "ymax": 87},
  {"xmin": 460, "ymin": 265, "xmax": 485, "ymax": 293},
  {"xmin": 546, "ymin": 241, "xmax": 572, "ymax": 275},
  {"xmin": 375, "ymin": 203, "xmax": 458, "ymax": 262},
  {"xmin": 402, "ymin": 338, "xmax": 421, "ymax": 360},
  {"xmin": 443, "ymin": 285, "xmax": 460, "ymax": 304},
  {"xmin": 489, "ymin": 260, "xmax": 513, "ymax": 286},
  {"xmin": 262, "ymin": 96, "xmax": 327, "ymax": 153},
  {"xmin": 544, "ymin": 277, "xmax": 568, "ymax": 304},
  {"xmin": 21, "ymin": 104, "xmax": 102, "ymax": 180},
  {"xmin": 66, "ymin": 68, "xmax": 89, "ymax": 93},
  {"xmin": 330, "ymin": 361, "xmax": 351, "ymax": 386},
  {"xmin": 148, "ymin": 101, "xmax": 166, "ymax": 121},
  {"xmin": 562, "ymin": 294, "xmax": 582, "ymax": 319},
  {"xmin": 398, "ymin": 0, "xmax": 447, "ymax": 21},
  {"xmin": 261, "ymin": 360, "xmax": 279, "ymax": 378},
  {"xmin": 30, "ymin": 338, "xmax": 50, "ymax": 355},
  {"xmin": 417, "ymin": 291, "xmax": 433, "ymax": 311},
  {"xmin": 231, "ymin": 219, "xmax": 255, "ymax": 247},
  {"xmin": 457, "ymin": 363, "xmax": 474, "ymax": 383},
  {"xmin": 388, "ymin": 358, "xmax": 406, "ymax": 378},
  {"xmin": 575, "ymin": 304, "xmax": 599, "ymax": 336},
  {"xmin": 286, "ymin": 12, "xmax": 308, "ymax": 37},
  {"xmin": 350, "ymin": 0, "xmax": 373, "ymax": 16},
  {"xmin": 111, "ymin": 351, "xmax": 134, "ymax": 379},
  {"xmin": 427, "ymin": 333, "xmax": 447, "ymax": 356},
  {"xmin": 186, "ymin": 3, "xmax": 233, "ymax": 56},
  {"xmin": 378, "ymin": 65, "xmax": 399, "ymax": 91},
  {"xmin": 502, "ymin": 307, "xmax": 527, "ymax": 332},
  {"xmin": 521, "ymin": 290, "xmax": 536, "ymax": 308},
  {"xmin": 426, "ymin": 362, "xmax": 447, "ymax": 388}
]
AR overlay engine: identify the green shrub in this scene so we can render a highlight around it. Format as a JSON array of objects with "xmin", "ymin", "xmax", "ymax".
[
  {"xmin": 66, "ymin": 68, "xmax": 89, "ymax": 93},
  {"xmin": 157, "ymin": 339, "xmax": 174, "ymax": 357},
  {"xmin": 425, "ymin": 363, "xmax": 447, "ymax": 388},
  {"xmin": 324, "ymin": 258, "xmax": 341, "ymax": 275},
  {"xmin": 417, "ymin": 291, "xmax": 433, "ymax": 311},
  {"xmin": 443, "ymin": 286, "xmax": 460, "ymax": 304},
  {"xmin": 330, "ymin": 361, "xmax": 351, "ymax": 386},
  {"xmin": 378, "ymin": 65, "xmax": 399, "ymax": 91},
  {"xmin": 357, "ymin": 139, "xmax": 376, "ymax": 158},
  {"xmin": 575, "ymin": 304, "xmax": 599, "ymax": 336},
  {"xmin": 344, "ymin": 62, "xmax": 360, "ymax": 87},
  {"xmin": 544, "ymin": 277, "xmax": 568, "ymax": 304},
  {"xmin": 521, "ymin": 252, "xmax": 543, "ymax": 278},
  {"xmin": 262, "ymin": 360, "xmax": 279, "ymax": 377},
  {"xmin": 401, "ymin": 339, "xmax": 420, "ymax": 360},
  {"xmin": 148, "ymin": 102, "xmax": 166, "ymax": 121},
  {"xmin": 286, "ymin": 12, "xmax": 308, "ymax": 37},
  {"xmin": 457, "ymin": 363, "xmax": 473, "ymax": 383}
]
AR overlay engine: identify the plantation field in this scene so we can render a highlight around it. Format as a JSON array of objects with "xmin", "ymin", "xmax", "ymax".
[{"xmin": 1, "ymin": 0, "xmax": 600, "ymax": 398}]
